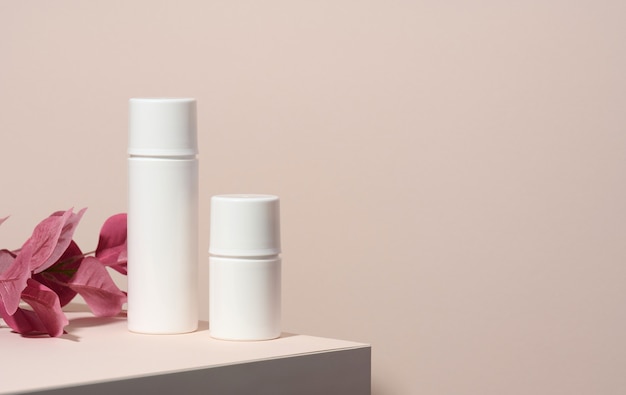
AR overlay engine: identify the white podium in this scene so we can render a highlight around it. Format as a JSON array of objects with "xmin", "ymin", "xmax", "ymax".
[{"xmin": 1, "ymin": 306, "xmax": 370, "ymax": 395}]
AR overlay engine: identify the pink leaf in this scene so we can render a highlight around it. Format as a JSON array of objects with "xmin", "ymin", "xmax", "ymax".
[
  {"xmin": 26, "ymin": 208, "xmax": 86, "ymax": 273},
  {"xmin": 0, "ymin": 303, "xmax": 48, "ymax": 335},
  {"xmin": 0, "ymin": 243, "xmax": 34, "ymax": 315},
  {"xmin": 0, "ymin": 249, "xmax": 16, "ymax": 273},
  {"xmin": 95, "ymin": 213, "xmax": 127, "ymax": 274},
  {"xmin": 32, "ymin": 241, "xmax": 82, "ymax": 307},
  {"xmin": 19, "ymin": 278, "xmax": 68, "ymax": 337},
  {"xmin": 22, "ymin": 214, "xmax": 67, "ymax": 271},
  {"xmin": 0, "ymin": 216, "xmax": 8, "ymax": 226},
  {"xmin": 37, "ymin": 208, "xmax": 86, "ymax": 273},
  {"xmin": 68, "ymin": 257, "xmax": 126, "ymax": 317},
  {"xmin": 112, "ymin": 249, "xmax": 128, "ymax": 275}
]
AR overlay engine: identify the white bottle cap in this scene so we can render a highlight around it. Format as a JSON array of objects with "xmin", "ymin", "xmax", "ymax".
[
  {"xmin": 128, "ymin": 98, "xmax": 198, "ymax": 157},
  {"xmin": 209, "ymin": 194, "xmax": 281, "ymax": 257}
]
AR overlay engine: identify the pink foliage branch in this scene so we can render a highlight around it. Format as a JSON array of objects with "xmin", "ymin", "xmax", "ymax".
[{"xmin": 0, "ymin": 209, "xmax": 127, "ymax": 337}]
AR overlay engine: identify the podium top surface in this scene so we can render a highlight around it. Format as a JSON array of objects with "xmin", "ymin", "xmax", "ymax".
[{"xmin": 0, "ymin": 306, "xmax": 368, "ymax": 394}]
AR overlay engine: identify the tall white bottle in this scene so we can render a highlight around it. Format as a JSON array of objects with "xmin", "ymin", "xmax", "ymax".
[
  {"xmin": 127, "ymin": 98, "xmax": 199, "ymax": 334},
  {"xmin": 209, "ymin": 194, "xmax": 281, "ymax": 340}
]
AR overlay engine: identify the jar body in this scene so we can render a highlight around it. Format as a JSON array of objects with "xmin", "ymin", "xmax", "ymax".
[
  {"xmin": 209, "ymin": 255, "xmax": 281, "ymax": 340},
  {"xmin": 128, "ymin": 156, "xmax": 198, "ymax": 334}
]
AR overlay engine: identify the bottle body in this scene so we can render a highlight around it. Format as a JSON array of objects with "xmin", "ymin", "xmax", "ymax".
[
  {"xmin": 209, "ymin": 255, "xmax": 281, "ymax": 340},
  {"xmin": 128, "ymin": 156, "xmax": 198, "ymax": 334}
]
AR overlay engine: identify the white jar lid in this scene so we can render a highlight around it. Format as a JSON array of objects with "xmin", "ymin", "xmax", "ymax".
[
  {"xmin": 209, "ymin": 194, "xmax": 281, "ymax": 257},
  {"xmin": 128, "ymin": 98, "xmax": 198, "ymax": 157}
]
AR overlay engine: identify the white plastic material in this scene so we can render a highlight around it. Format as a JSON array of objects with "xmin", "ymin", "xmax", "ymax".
[
  {"xmin": 209, "ymin": 194, "xmax": 282, "ymax": 340},
  {"xmin": 210, "ymin": 256, "xmax": 281, "ymax": 340},
  {"xmin": 128, "ymin": 98, "xmax": 198, "ymax": 157},
  {"xmin": 209, "ymin": 194, "xmax": 281, "ymax": 257},
  {"xmin": 127, "ymin": 98, "xmax": 199, "ymax": 334}
]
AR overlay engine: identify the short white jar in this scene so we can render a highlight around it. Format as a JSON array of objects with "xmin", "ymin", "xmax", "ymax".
[{"xmin": 209, "ymin": 194, "xmax": 281, "ymax": 341}]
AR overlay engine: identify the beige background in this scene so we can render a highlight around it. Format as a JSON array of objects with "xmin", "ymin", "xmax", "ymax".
[{"xmin": 2, "ymin": 1, "xmax": 625, "ymax": 394}]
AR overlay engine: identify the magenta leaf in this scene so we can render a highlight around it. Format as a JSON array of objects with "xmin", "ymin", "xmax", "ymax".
[
  {"xmin": 95, "ymin": 213, "xmax": 127, "ymax": 274},
  {"xmin": 0, "ymin": 303, "xmax": 49, "ymax": 335},
  {"xmin": 24, "ymin": 208, "xmax": 86, "ymax": 273},
  {"xmin": 23, "ymin": 208, "xmax": 85, "ymax": 273},
  {"xmin": 1, "ymin": 209, "xmax": 128, "ymax": 337},
  {"xmin": 0, "ymin": 249, "xmax": 16, "ymax": 273},
  {"xmin": 0, "ymin": 243, "xmax": 34, "ymax": 315},
  {"xmin": 22, "ymin": 214, "xmax": 67, "ymax": 272},
  {"xmin": 33, "ymin": 240, "xmax": 82, "ymax": 307},
  {"xmin": 19, "ymin": 278, "xmax": 68, "ymax": 337},
  {"xmin": 116, "ymin": 249, "xmax": 127, "ymax": 274},
  {"xmin": 68, "ymin": 257, "xmax": 126, "ymax": 317},
  {"xmin": 34, "ymin": 208, "xmax": 87, "ymax": 273}
]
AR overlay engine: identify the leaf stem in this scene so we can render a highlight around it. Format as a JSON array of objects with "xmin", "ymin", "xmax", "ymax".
[{"xmin": 48, "ymin": 250, "xmax": 95, "ymax": 271}]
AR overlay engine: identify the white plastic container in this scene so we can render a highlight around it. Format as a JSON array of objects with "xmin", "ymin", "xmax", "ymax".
[
  {"xmin": 127, "ymin": 98, "xmax": 199, "ymax": 334},
  {"xmin": 209, "ymin": 194, "xmax": 281, "ymax": 340}
]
